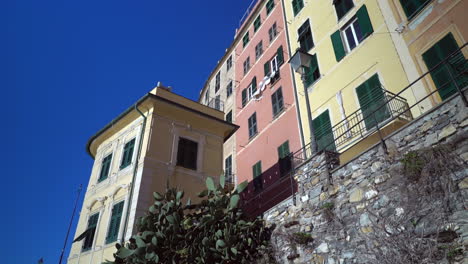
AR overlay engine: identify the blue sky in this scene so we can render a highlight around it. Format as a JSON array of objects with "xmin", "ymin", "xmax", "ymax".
[{"xmin": 3, "ymin": 0, "xmax": 252, "ymax": 262}]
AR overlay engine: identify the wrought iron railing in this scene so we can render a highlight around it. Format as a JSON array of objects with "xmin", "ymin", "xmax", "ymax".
[
  {"xmin": 240, "ymin": 42, "xmax": 468, "ymax": 218},
  {"xmin": 203, "ymin": 97, "xmax": 224, "ymax": 111}
]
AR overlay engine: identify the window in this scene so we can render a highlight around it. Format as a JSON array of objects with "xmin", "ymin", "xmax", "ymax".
[
  {"xmin": 422, "ymin": 33, "xmax": 464, "ymax": 101},
  {"xmin": 331, "ymin": 5, "xmax": 373, "ymax": 61},
  {"xmin": 225, "ymin": 155, "xmax": 232, "ymax": 177},
  {"xmin": 292, "ymin": 0, "xmax": 304, "ymax": 16},
  {"xmin": 82, "ymin": 213, "xmax": 99, "ymax": 252},
  {"xmin": 243, "ymin": 57, "xmax": 251, "ymax": 75},
  {"xmin": 243, "ymin": 32, "xmax": 250, "ymax": 48},
  {"xmin": 248, "ymin": 113, "xmax": 258, "ymax": 139},
  {"xmin": 215, "ymin": 72, "xmax": 220, "ymax": 92},
  {"xmin": 226, "ymin": 110, "xmax": 232, "ymax": 123},
  {"xmin": 298, "ymin": 20, "xmax": 314, "ymax": 52},
  {"xmin": 264, "ymin": 46, "xmax": 284, "ymax": 83},
  {"xmin": 242, "ymin": 77, "xmax": 257, "ymax": 107},
  {"xmin": 226, "ymin": 81, "xmax": 233, "ymax": 98},
  {"xmin": 271, "ymin": 88, "xmax": 284, "ymax": 117},
  {"xmin": 120, "ymin": 138, "xmax": 135, "ymax": 169},
  {"xmin": 254, "ymin": 16, "xmax": 262, "ymax": 32},
  {"xmin": 400, "ymin": 0, "xmax": 432, "ymax": 20},
  {"xmin": 177, "ymin": 137, "xmax": 198, "ymax": 170},
  {"xmin": 277, "ymin": 140, "xmax": 290, "ymax": 159},
  {"xmin": 266, "ymin": 0, "xmax": 275, "ymax": 15},
  {"xmin": 356, "ymin": 74, "xmax": 390, "ymax": 130},
  {"xmin": 269, "ymin": 22, "xmax": 278, "ymax": 43},
  {"xmin": 334, "ymin": 0, "xmax": 354, "ymax": 20},
  {"xmin": 252, "ymin": 161, "xmax": 262, "ymax": 191},
  {"xmin": 312, "ymin": 110, "xmax": 336, "ymax": 152},
  {"xmin": 214, "ymin": 95, "xmax": 221, "ymax": 110},
  {"xmin": 204, "ymin": 87, "xmax": 210, "ymax": 104},
  {"xmin": 255, "ymin": 41, "xmax": 263, "ymax": 61},
  {"xmin": 98, "ymin": 153, "xmax": 112, "ymax": 182},
  {"xmin": 226, "ymin": 56, "xmax": 233, "ymax": 71},
  {"xmin": 304, "ymin": 54, "xmax": 320, "ymax": 87},
  {"xmin": 106, "ymin": 201, "xmax": 124, "ymax": 244}
]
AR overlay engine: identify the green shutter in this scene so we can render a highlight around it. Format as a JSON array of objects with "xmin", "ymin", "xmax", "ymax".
[
  {"xmin": 277, "ymin": 46, "xmax": 284, "ymax": 65},
  {"xmin": 312, "ymin": 110, "xmax": 335, "ymax": 151},
  {"xmin": 331, "ymin": 30, "xmax": 346, "ymax": 62},
  {"xmin": 304, "ymin": 54, "xmax": 319, "ymax": 86},
  {"xmin": 252, "ymin": 161, "xmax": 262, "ymax": 178},
  {"xmin": 242, "ymin": 89, "xmax": 247, "ymax": 107},
  {"xmin": 356, "ymin": 5, "xmax": 373, "ymax": 39},
  {"xmin": 264, "ymin": 61, "xmax": 271, "ymax": 77},
  {"xmin": 278, "ymin": 141, "xmax": 290, "ymax": 159},
  {"xmin": 422, "ymin": 33, "xmax": 463, "ymax": 100},
  {"xmin": 106, "ymin": 201, "xmax": 124, "ymax": 244},
  {"xmin": 356, "ymin": 74, "xmax": 390, "ymax": 129}
]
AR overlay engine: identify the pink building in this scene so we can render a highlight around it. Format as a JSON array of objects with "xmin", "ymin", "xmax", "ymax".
[{"xmin": 234, "ymin": 0, "xmax": 303, "ymax": 197}]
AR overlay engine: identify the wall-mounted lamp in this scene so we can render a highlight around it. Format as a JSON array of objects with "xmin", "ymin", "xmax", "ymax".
[{"xmin": 289, "ymin": 49, "xmax": 314, "ymax": 77}]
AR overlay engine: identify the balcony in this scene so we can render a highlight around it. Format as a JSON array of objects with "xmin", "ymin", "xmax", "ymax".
[{"xmin": 203, "ymin": 97, "xmax": 225, "ymax": 111}]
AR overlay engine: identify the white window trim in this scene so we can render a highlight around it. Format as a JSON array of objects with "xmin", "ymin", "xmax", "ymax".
[{"xmin": 341, "ymin": 17, "xmax": 361, "ymax": 53}]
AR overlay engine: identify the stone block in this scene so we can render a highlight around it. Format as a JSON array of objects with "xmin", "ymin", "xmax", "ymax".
[
  {"xmin": 438, "ymin": 124, "xmax": 457, "ymax": 140},
  {"xmin": 458, "ymin": 178, "xmax": 468, "ymax": 189},
  {"xmin": 419, "ymin": 120, "xmax": 434, "ymax": 133},
  {"xmin": 316, "ymin": 242, "xmax": 329, "ymax": 253},
  {"xmin": 349, "ymin": 188, "xmax": 363, "ymax": 203},
  {"xmin": 425, "ymin": 133, "xmax": 438, "ymax": 146},
  {"xmin": 375, "ymin": 173, "xmax": 390, "ymax": 184},
  {"xmin": 371, "ymin": 162, "xmax": 383, "ymax": 172}
]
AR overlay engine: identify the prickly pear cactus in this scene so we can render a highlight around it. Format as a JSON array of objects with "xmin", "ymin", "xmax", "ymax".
[{"xmin": 105, "ymin": 175, "xmax": 271, "ymax": 264}]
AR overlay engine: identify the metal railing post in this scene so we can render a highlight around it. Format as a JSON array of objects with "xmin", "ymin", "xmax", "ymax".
[
  {"xmin": 373, "ymin": 112, "xmax": 388, "ymax": 154},
  {"xmin": 446, "ymin": 60, "xmax": 468, "ymax": 107}
]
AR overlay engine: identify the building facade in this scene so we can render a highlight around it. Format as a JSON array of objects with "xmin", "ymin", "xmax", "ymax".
[
  {"xmin": 199, "ymin": 48, "xmax": 238, "ymax": 186},
  {"xmin": 283, "ymin": 0, "xmax": 421, "ymax": 163},
  {"xmin": 234, "ymin": 0, "xmax": 303, "ymax": 186},
  {"xmin": 68, "ymin": 86, "xmax": 237, "ymax": 263},
  {"xmin": 381, "ymin": 0, "xmax": 467, "ymax": 105}
]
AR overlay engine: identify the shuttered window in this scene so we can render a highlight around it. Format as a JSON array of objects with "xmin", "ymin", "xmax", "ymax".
[
  {"xmin": 298, "ymin": 20, "xmax": 314, "ymax": 52},
  {"xmin": 254, "ymin": 16, "xmax": 262, "ymax": 32},
  {"xmin": 269, "ymin": 22, "xmax": 278, "ymax": 43},
  {"xmin": 98, "ymin": 153, "xmax": 112, "ymax": 182},
  {"xmin": 313, "ymin": 110, "xmax": 336, "ymax": 152},
  {"xmin": 271, "ymin": 88, "xmax": 284, "ymax": 117},
  {"xmin": 304, "ymin": 54, "xmax": 320, "ymax": 87},
  {"xmin": 243, "ymin": 57, "xmax": 251, "ymax": 75},
  {"xmin": 356, "ymin": 74, "xmax": 390, "ymax": 130},
  {"xmin": 82, "ymin": 213, "xmax": 99, "ymax": 251},
  {"xmin": 120, "ymin": 138, "xmax": 135, "ymax": 169},
  {"xmin": 248, "ymin": 113, "xmax": 258, "ymax": 139},
  {"xmin": 226, "ymin": 81, "xmax": 233, "ymax": 98},
  {"xmin": 226, "ymin": 110, "xmax": 232, "ymax": 123},
  {"xmin": 331, "ymin": 5, "xmax": 372, "ymax": 61},
  {"xmin": 399, "ymin": 0, "xmax": 432, "ymax": 20},
  {"xmin": 243, "ymin": 32, "xmax": 250, "ymax": 48},
  {"xmin": 255, "ymin": 41, "xmax": 264, "ymax": 60},
  {"xmin": 252, "ymin": 161, "xmax": 263, "ymax": 191},
  {"xmin": 226, "ymin": 56, "xmax": 233, "ymax": 71},
  {"xmin": 422, "ymin": 33, "xmax": 464, "ymax": 101},
  {"xmin": 277, "ymin": 141, "xmax": 290, "ymax": 159},
  {"xmin": 266, "ymin": 0, "xmax": 275, "ymax": 15},
  {"xmin": 334, "ymin": 0, "xmax": 354, "ymax": 20},
  {"xmin": 106, "ymin": 201, "xmax": 124, "ymax": 244},
  {"xmin": 176, "ymin": 137, "xmax": 198, "ymax": 170},
  {"xmin": 215, "ymin": 72, "xmax": 220, "ymax": 92},
  {"xmin": 225, "ymin": 155, "xmax": 232, "ymax": 177},
  {"xmin": 292, "ymin": 0, "xmax": 304, "ymax": 16}
]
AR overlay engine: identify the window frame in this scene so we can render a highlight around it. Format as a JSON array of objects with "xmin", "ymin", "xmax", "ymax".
[
  {"xmin": 226, "ymin": 110, "xmax": 233, "ymax": 123},
  {"xmin": 82, "ymin": 212, "xmax": 100, "ymax": 252},
  {"xmin": 341, "ymin": 17, "xmax": 363, "ymax": 53},
  {"xmin": 105, "ymin": 200, "xmax": 125, "ymax": 244},
  {"xmin": 255, "ymin": 41, "xmax": 264, "ymax": 61},
  {"xmin": 215, "ymin": 72, "xmax": 221, "ymax": 92},
  {"xmin": 176, "ymin": 137, "xmax": 198, "ymax": 170},
  {"xmin": 225, "ymin": 155, "xmax": 232, "ymax": 177},
  {"xmin": 243, "ymin": 32, "xmax": 250, "ymax": 48},
  {"xmin": 243, "ymin": 56, "xmax": 251, "ymax": 75},
  {"xmin": 98, "ymin": 153, "xmax": 113, "ymax": 183},
  {"xmin": 266, "ymin": 0, "xmax": 275, "ymax": 15},
  {"xmin": 248, "ymin": 112, "xmax": 258, "ymax": 139},
  {"xmin": 254, "ymin": 15, "xmax": 262, "ymax": 32},
  {"xmin": 292, "ymin": 0, "xmax": 304, "ymax": 16},
  {"xmin": 334, "ymin": 0, "xmax": 354, "ymax": 21},
  {"xmin": 298, "ymin": 19, "xmax": 314, "ymax": 52},
  {"xmin": 269, "ymin": 22, "xmax": 278, "ymax": 43},
  {"xmin": 226, "ymin": 56, "xmax": 233, "ymax": 71},
  {"xmin": 271, "ymin": 87, "xmax": 284, "ymax": 117},
  {"xmin": 120, "ymin": 138, "xmax": 135, "ymax": 170},
  {"xmin": 226, "ymin": 81, "xmax": 233, "ymax": 98}
]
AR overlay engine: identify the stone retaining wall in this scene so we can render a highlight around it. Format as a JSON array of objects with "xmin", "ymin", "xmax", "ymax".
[{"xmin": 264, "ymin": 93, "xmax": 468, "ymax": 263}]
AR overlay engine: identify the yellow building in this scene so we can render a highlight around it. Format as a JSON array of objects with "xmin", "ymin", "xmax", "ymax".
[
  {"xmin": 282, "ymin": 0, "xmax": 419, "ymax": 163},
  {"xmin": 67, "ymin": 85, "xmax": 237, "ymax": 263},
  {"xmin": 381, "ymin": 0, "xmax": 467, "ymax": 105}
]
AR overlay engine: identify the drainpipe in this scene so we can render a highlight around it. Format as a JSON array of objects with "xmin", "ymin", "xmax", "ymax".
[
  {"xmin": 280, "ymin": 0, "xmax": 317, "ymax": 154},
  {"xmin": 120, "ymin": 104, "xmax": 148, "ymax": 243}
]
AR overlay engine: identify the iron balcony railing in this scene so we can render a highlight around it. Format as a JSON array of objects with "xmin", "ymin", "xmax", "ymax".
[
  {"xmin": 240, "ymin": 42, "xmax": 467, "ymax": 218},
  {"xmin": 203, "ymin": 97, "xmax": 225, "ymax": 111}
]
